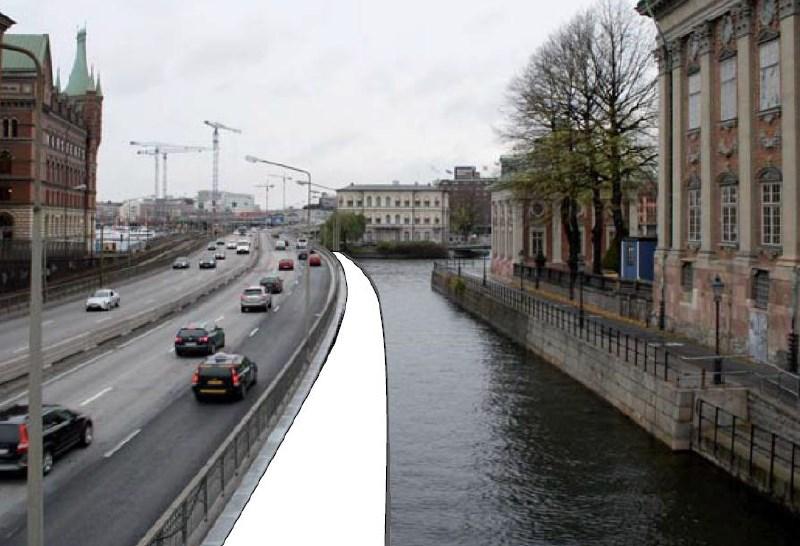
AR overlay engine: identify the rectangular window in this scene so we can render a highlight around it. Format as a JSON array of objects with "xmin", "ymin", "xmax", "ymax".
[
  {"xmin": 720, "ymin": 57, "xmax": 737, "ymax": 121},
  {"xmin": 626, "ymin": 244, "xmax": 635, "ymax": 267},
  {"xmin": 530, "ymin": 229, "xmax": 545, "ymax": 258},
  {"xmin": 721, "ymin": 185, "xmax": 738, "ymax": 243},
  {"xmin": 395, "ymin": 200, "xmax": 401, "ymax": 207},
  {"xmin": 404, "ymin": 200, "xmax": 410, "ymax": 207},
  {"xmin": 762, "ymin": 182, "xmax": 781, "ymax": 246},
  {"xmin": 688, "ymin": 188, "xmax": 701, "ymax": 242},
  {"xmin": 346, "ymin": 200, "xmax": 353, "ymax": 207},
  {"xmin": 0, "ymin": 186, "xmax": 11, "ymax": 201},
  {"xmin": 753, "ymin": 270, "xmax": 770, "ymax": 309},
  {"xmin": 688, "ymin": 73, "xmax": 701, "ymax": 130},
  {"xmin": 681, "ymin": 262, "xmax": 693, "ymax": 291},
  {"xmin": 759, "ymin": 40, "xmax": 780, "ymax": 111}
]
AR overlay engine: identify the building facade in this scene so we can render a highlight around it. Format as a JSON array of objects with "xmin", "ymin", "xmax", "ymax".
[
  {"xmin": 436, "ymin": 165, "xmax": 496, "ymax": 244},
  {"xmin": 0, "ymin": 27, "xmax": 102, "ymax": 250},
  {"xmin": 196, "ymin": 190, "xmax": 256, "ymax": 214},
  {"xmin": 639, "ymin": 0, "xmax": 800, "ymax": 367},
  {"xmin": 336, "ymin": 182, "xmax": 449, "ymax": 243}
]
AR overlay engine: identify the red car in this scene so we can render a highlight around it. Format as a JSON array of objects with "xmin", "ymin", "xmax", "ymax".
[
  {"xmin": 278, "ymin": 258, "xmax": 294, "ymax": 271},
  {"xmin": 309, "ymin": 254, "xmax": 322, "ymax": 267}
]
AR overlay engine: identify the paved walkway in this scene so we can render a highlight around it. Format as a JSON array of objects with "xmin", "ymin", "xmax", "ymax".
[{"xmin": 448, "ymin": 263, "xmax": 800, "ymax": 412}]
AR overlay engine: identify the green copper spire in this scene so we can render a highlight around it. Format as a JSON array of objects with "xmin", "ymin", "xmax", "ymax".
[{"xmin": 65, "ymin": 27, "xmax": 92, "ymax": 96}]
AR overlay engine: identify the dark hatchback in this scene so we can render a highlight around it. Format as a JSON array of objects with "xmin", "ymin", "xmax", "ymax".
[
  {"xmin": 192, "ymin": 353, "xmax": 258, "ymax": 401},
  {"xmin": 172, "ymin": 257, "xmax": 190, "ymax": 269},
  {"xmin": 0, "ymin": 404, "xmax": 93, "ymax": 475},
  {"xmin": 174, "ymin": 322, "xmax": 225, "ymax": 356},
  {"xmin": 259, "ymin": 275, "xmax": 284, "ymax": 294},
  {"xmin": 199, "ymin": 255, "xmax": 217, "ymax": 269},
  {"xmin": 298, "ymin": 251, "xmax": 308, "ymax": 260}
]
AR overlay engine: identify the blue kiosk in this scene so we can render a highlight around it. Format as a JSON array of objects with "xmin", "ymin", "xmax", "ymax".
[{"xmin": 620, "ymin": 237, "xmax": 657, "ymax": 282}]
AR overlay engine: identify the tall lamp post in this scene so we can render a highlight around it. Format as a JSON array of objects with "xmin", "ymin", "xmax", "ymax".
[
  {"xmin": 711, "ymin": 275, "xmax": 724, "ymax": 385},
  {"xmin": 2, "ymin": 41, "xmax": 46, "ymax": 546}
]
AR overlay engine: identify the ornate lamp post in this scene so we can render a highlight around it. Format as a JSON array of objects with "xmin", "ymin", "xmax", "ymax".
[{"xmin": 711, "ymin": 275, "xmax": 725, "ymax": 385}]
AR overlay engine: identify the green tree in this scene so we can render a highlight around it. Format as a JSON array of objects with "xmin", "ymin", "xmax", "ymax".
[{"xmin": 320, "ymin": 212, "xmax": 366, "ymax": 249}]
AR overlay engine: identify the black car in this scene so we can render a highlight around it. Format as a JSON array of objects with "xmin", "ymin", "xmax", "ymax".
[
  {"xmin": 0, "ymin": 404, "xmax": 93, "ymax": 475},
  {"xmin": 259, "ymin": 275, "xmax": 284, "ymax": 294},
  {"xmin": 199, "ymin": 255, "xmax": 217, "ymax": 269},
  {"xmin": 174, "ymin": 322, "xmax": 225, "ymax": 356},
  {"xmin": 192, "ymin": 353, "xmax": 258, "ymax": 401},
  {"xmin": 172, "ymin": 257, "xmax": 190, "ymax": 269},
  {"xmin": 298, "ymin": 251, "xmax": 308, "ymax": 260}
]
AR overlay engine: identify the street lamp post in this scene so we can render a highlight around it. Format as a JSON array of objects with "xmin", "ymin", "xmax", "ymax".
[
  {"xmin": 2, "ymin": 41, "xmax": 46, "ymax": 546},
  {"xmin": 712, "ymin": 275, "xmax": 724, "ymax": 385},
  {"xmin": 578, "ymin": 257, "xmax": 585, "ymax": 330},
  {"xmin": 535, "ymin": 251, "xmax": 546, "ymax": 290}
]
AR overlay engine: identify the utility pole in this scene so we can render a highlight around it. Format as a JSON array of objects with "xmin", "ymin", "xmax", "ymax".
[{"xmin": 204, "ymin": 121, "xmax": 242, "ymax": 236}]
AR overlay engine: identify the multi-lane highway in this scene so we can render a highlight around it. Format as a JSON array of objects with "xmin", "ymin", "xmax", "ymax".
[
  {"xmin": 0, "ymin": 230, "xmax": 334, "ymax": 546},
  {"xmin": 0, "ymin": 238, "xmax": 238, "ymax": 365}
]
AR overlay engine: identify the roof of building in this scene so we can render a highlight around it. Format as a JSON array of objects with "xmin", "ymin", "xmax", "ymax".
[
  {"xmin": 65, "ymin": 28, "xmax": 93, "ymax": 96},
  {"xmin": 1, "ymin": 34, "xmax": 49, "ymax": 71},
  {"xmin": 635, "ymin": 0, "xmax": 682, "ymax": 17},
  {"xmin": 338, "ymin": 183, "xmax": 442, "ymax": 192}
]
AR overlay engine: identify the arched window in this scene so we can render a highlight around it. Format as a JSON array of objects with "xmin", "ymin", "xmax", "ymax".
[
  {"xmin": 1, "ymin": 119, "xmax": 8, "ymax": 138},
  {"xmin": 718, "ymin": 173, "xmax": 739, "ymax": 244},
  {"xmin": 0, "ymin": 151, "xmax": 11, "ymax": 175},
  {"xmin": 759, "ymin": 167, "xmax": 782, "ymax": 246},
  {"xmin": 10, "ymin": 119, "xmax": 18, "ymax": 138},
  {"xmin": 385, "ymin": 214, "xmax": 391, "ymax": 224},
  {"xmin": 395, "ymin": 214, "xmax": 400, "ymax": 224},
  {"xmin": 687, "ymin": 175, "xmax": 701, "ymax": 243},
  {"xmin": 385, "ymin": 196, "xmax": 391, "ymax": 207},
  {"xmin": 366, "ymin": 196, "xmax": 372, "ymax": 207}
]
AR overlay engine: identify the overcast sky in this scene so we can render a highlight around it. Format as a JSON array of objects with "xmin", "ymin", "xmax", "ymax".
[{"xmin": 6, "ymin": 0, "xmax": 602, "ymax": 208}]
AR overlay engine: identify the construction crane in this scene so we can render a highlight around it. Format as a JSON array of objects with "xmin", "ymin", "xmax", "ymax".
[
  {"xmin": 130, "ymin": 141, "xmax": 209, "ymax": 198},
  {"xmin": 203, "ymin": 121, "xmax": 242, "ymax": 223}
]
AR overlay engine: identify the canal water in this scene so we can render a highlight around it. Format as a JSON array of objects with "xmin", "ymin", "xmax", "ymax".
[{"xmin": 359, "ymin": 259, "xmax": 800, "ymax": 546}]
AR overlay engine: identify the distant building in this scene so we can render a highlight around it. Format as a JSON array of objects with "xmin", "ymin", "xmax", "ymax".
[
  {"xmin": 0, "ymin": 26, "xmax": 103, "ymax": 250},
  {"xmin": 95, "ymin": 200, "xmax": 122, "ymax": 225},
  {"xmin": 318, "ymin": 192, "xmax": 336, "ymax": 210},
  {"xmin": 336, "ymin": 182, "xmax": 449, "ymax": 243},
  {"xmin": 119, "ymin": 197, "xmax": 197, "ymax": 225},
  {"xmin": 638, "ymin": 0, "xmax": 800, "ymax": 366},
  {"xmin": 196, "ymin": 190, "xmax": 256, "ymax": 214},
  {"xmin": 437, "ymin": 166, "xmax": 496, "ymax": 244}
]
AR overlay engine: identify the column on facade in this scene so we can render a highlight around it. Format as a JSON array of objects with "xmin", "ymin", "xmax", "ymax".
[
  {"xmin": 699, "ymin": 23, "xmax": 714, "ymax": 253},
  {"xmin": 736, "ymin": 3, "xmax": 754, "ymax": 255},
  {"xmin": 551, "ymin": 200, "xmax": 562, "ymax": 264},
  {"xmin": 671, "ymin": 39, "xmax": 685, "ymax": 251},
  {"xmin": 656, "ymin": 46, "xmax": 672, "ymax": 249},
  {"xmin": 780, "ymin": 2, "xmax": 800, "ymax": 261},
  {"xmin": 512, "ymin": 200, "xmax": 524, "ymax": 263}
]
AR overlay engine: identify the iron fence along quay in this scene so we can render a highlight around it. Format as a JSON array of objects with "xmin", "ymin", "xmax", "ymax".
[
  {"xmin": 138, "ymin": 249, "xmax": 342, "ymax": 546},
  {"xmin": 695, "ymin": 399, "xmax": 800, "ymax": 506},
  {"xmin": 433, "ymin": 261, "xmax": 800, "ymax": 404}
]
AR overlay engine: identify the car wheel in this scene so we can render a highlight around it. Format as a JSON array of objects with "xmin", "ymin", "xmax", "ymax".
[
  {"xmin": 194, "ymin": 393, "xmax": 205, "ymax": 403},
  {"xmin": 241, "ymin": 306, "xmax": 246, "ymax": 313},
  {"xmin": 80, "ymin": 423, "xmax": 93, "ymax": 447},
  {"xmin": 219, "ymin": 336, "xmax": 225, "ymax": 348},
  {"xmin": 237, "ymin": 383, "xmax": 247, "ymax": 400},
  {"xmin": 42, "ymin": 450, "xmax": 54, "ymax": 475},
  {"xmin": 251, "ymin": 368, "xmax": 258, "ymax": 385},
  {"xmin": 209, "ymin": 343, "xmax": 216, "ymax": 355},
  {"xmin": 175, "ymin": 349, "xmax": 183, "ymax": 357}
]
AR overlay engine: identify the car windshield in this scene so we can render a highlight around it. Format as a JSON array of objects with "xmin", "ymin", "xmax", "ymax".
[
  {"xmin": 93, "ymin": 290, "xmax": 111, "ymax": 297},
  {"xmin": 244, "ymin": 288, "xmax": 263, "ymax": 295},
  {"xmin": 0, "ymin": 424, "xmax": 20, "ymax": 443},
  {"xmin": 199, "ymin": 365, "xmax": 233, "ymax": 377},
  {"xmin": 178, "ymin": 328, "xmax": 207, "ymax": 337}
]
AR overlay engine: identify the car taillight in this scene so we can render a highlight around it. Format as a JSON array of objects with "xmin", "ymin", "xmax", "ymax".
[
  {"xmin": 191, "ymin": 371, "xmax": 199, "ymax": 385},
  {"xmin": 17, "ymin": 424, "xmax": 29, "ymax": 454},
  {"xmin": 231, "ymin": 369, "xmax": 241, "ymax": 387},
  {"xmin": 199, "ymin": 336, "xmax": 209, "ymax": 343},
  {"xmin": 175, "ymin": 336, "xmax": 183, "ymax": 343}
]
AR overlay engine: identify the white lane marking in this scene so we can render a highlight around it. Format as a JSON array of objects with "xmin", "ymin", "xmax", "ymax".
[
  {"xmin": 96, "ymin": 317, "xmax": 111, "ymax": 324},
  {"xmin": 12, "ymin": 346, "xmax": 27, "ymax": 354},
  {"xmin": 104, "ymin": 428, "xmax": 141, "ymax": 458},
  {"xmin": 216, "ymin": 315, "xmax": 225, "ymax": 322},
  {"xmin": 42, "ymin": 319, "xmax": 54, "ymax": 326},
  {"xmin": 118, "ymin": 325, "xmax": 166, "ymax": 349},
  {"xmin": 273, "ymin": 305, "xmax": 280, "ymax": 313},
  {"xmin": 79, "ymin": 386, "xmax": 113, "ymax": 407},
  {"xmin": 0, "ymin": 349, "xmax": 115, "ymax": 408},
  {"xmin": 249, "ymin": 328, "xmax": 259, "ymax": 338}
]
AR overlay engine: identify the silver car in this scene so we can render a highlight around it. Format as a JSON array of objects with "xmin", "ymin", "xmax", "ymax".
[
  {"xmin": 240, "ymin": 286, "xmax": 271, "ymax": 312},
  {"xmin": 86, "ymin": 289, "xmax": 120, "ymax": 311}
]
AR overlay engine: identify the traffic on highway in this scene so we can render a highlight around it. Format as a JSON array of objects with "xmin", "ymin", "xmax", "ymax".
[{"xmin": 0, "ymin": 228, "xmax": 332, "ymax": 546}]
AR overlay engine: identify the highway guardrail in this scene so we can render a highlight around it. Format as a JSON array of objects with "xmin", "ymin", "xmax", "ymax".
[
  {"xmin": 0, "ymin": 237, "xmax": 263, "ymax": 387},
  {"xmin": 137, "ymin": 248, "xmax": 343, "ymax": 546}
]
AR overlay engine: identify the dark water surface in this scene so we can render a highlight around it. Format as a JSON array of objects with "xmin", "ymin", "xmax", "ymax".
[{"xmin": 360, "ymin": 259, "xmax": 800, "ymax": 546}]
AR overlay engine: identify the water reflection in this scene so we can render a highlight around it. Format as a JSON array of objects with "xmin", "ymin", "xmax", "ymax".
[{"xmin": 360, "ymin": 259, "xmax": 800, "ymax": 546}]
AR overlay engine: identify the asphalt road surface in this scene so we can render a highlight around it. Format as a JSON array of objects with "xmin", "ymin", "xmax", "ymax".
[
  {"xmin": 0, "ymin": 230, "xmax": 333, "ymax": 546},
  {"xmin": 0, "ymin": 234, "xmax": 246, "ymax": 365}
]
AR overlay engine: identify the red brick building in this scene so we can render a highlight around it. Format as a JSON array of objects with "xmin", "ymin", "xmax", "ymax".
[
  {"xmin": 0, "ymin": 25, "xmax": 103, "ymax": 251},
  {"xmin": 639, "ymin": 0, "xmax": 800, "ymax": 367}
]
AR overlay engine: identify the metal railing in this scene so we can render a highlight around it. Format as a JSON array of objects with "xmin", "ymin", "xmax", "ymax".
[
  {"xmin": 433, "ymin": 262, "xmax": 800, "ymax": 403},
  {"xmin": 695, "ymin": 399, "xmax": 800, "ymax": 507},
  {"xmin": 138, "ymin": 248, "xmax": 343, "ymax": 546}
]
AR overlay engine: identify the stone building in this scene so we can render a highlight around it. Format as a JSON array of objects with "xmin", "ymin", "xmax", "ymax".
[
  {"xmin": 0, "ymin": 26, "xmax": 103, "ymax": 250},
  {"xmin": 490, "ymin": 156, "xmax": 655, "ymax": 279},
  {"xmin": 638, "ymin": 0, "xmax": 800, "ymax": 366},
  {"xmin": 336, "ymin": 182, "xmax": 449, "ymax": 243},
  {"xmin": 196, "ymin": 190, "xmax": 256, "ymax": 214},
  {"xmin": 436, "ymin": 166, "xmax": 496, "ymax": 244}
]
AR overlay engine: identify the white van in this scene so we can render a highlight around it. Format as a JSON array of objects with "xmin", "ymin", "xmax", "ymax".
[
  {"xmin": 296, "ymin": 238, "xmax": 308, "ymax": 250},
  {"xmin": 275, "ymin": 240, "xmax": 286, "ymax": 251},
  {"xmin": 236, "ymin": 240, "xmax": 251, "ymax": 254}
]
